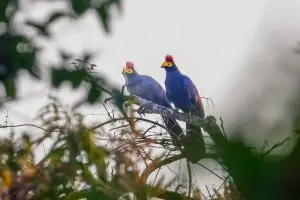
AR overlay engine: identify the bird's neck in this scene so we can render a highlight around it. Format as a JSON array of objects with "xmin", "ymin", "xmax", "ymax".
[
  {"xmin": 166, "ymin": 68, "xmax": 181, "ymax": 77},
  {"xmin": 126, "ymin": 73, "xmax": 140, "ymax": 84}
]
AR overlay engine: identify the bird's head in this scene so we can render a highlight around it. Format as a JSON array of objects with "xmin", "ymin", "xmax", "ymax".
[
  {"xmin": 161, "ymin": 55, "xmax": 177, "ymax": 71},
  {"xmin": 122, "ymin": 61, "xmax": 137, "ymax": 76}
]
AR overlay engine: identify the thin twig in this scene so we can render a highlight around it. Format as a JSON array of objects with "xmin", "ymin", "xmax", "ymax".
[
  {"xmin": 201, "ymin": 96, "xmax": 215, "ymax": 109},
  {"xmin": 206, "ymin": 185, "xmax": 214, "ymax": 200},
  {"xmin": 219, "ymin": 117, "xmax": 227, "ymax": 139},
  {"xmin": 142, "ymin": 124, "xmax": 156, "ymax": 138},
  {"xmin": 0, "ymin": 123, "xmax": 49, "ymax": 132},
  {"xmin": 261, "ymin": 137, "xmax": 290, "ymax": 156},
  {"xmin": 104, "ymin": 97, "xmax": 113, "ymax": 104},
  {"xmin": 109, "ymin": 124, "xmax": 130, "ymax": 131},
  {"xmin": 151, "ymin": 166, "xmax": 162, "ymax": 187},
  {"xmin": 102, "ymin": 103, "xmax": 113, "ymax": 120},
  {"xmin": 197, "ymin": 163, "xmax": 227, "ymax": 181},
  {"xmin": 5, "ymin": 110, "xmax": 8, "ymax": 132},
  {"xmin": 186, "ymin": 159, "xmax": 192, "ymax": 199},
  {"xmin": 71, "ymin": 61, "xmax": 112, "ymax": 96},
  {"xmin": 162, "ymin": 151, "xmax": 181, "ymax": 179},
  {"xmin": 216, "ymin": 175, "xmax": 231, "ymax": 192},
  {"xmin": 90, "ymin": 117, "xmax": 169, "ymax": 133},
  {"xmin": 139, "ymin": 154, "xmax": 184, "ymax": 185}
]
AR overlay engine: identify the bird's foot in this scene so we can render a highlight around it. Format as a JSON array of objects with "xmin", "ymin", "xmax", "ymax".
[{"xmin": 137, "ymin": 102, "xmax": 151, "ymax": 116}]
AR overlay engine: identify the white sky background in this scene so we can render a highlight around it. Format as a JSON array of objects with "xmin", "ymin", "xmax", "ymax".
[
  {"xmin": 220, "ymin": 0, "xmax": 300, "ymax": 153},
  {"xmin": 3, "ymin": 0, "xmax": 267, "ymax": 123},
  {"xmin": 6, "ymin": 0, "xmax": 299, "ymax": 195}
]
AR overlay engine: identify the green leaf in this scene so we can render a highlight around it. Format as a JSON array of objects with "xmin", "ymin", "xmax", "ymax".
[
  {"xmin": 0, "ymin": 33, "xmax": 37, "ymax": 87},
  {"xmin": 51, "ymin": 68, "xmax": 86, "ymax": 88},
  {"xmin": 25, "ymin": 20, "xmax": 49, "ymax": 36},
  {"xmin": 111, "ymin": 88, "xmax": 125, "ymax": 110},
  {"xmin": 12, "ymin": 35, "xmax": 38, "ymax": 78},
  {"xmin": 182, "ymin": 132, "xmax": 204, "ymax": 163},
  {"xmin": 71, "ymin": 0, "xmax": 91, "ymax": 15},
  {"xmin": 59, "ymin": 51, "xmax": 72, "ymax": 61},
  {"xmin": 51, "ymin": 68, "xmax": 66, "ymax": 88},
  {"xmin": 81, "ymin": 165, "xmax": 101, "ymax": 186},
  {"xmin": 3, "ymin": 78, "xmax": 16, "ymax": 98},
  {"xmin": 25, "ymin": 12, "xmax": 68, "ymax": 37},
  {"xmin": 111, "ymin": 0, "xmax": 123, "ymax": 12},
  {"xmin": 94, "ymin": 146, "xmax": 109, "ymax": 181},
  {"xmin": 97, "ymin": 4, "xmax": 110, "ymax": 33},
  {"xmin": 47, "ymin": 12, "xmax": 68, "ymax": 25},
  {"xmin": 64, "ymin": 187, "xmax": 116, "ymax": 200},
  {"xmin": 87, "ymin": 83, "xmax": 102, "ymax": 103},
  {"xmin": 95, "ymin": 0, "xmax": 124, "ymax": 33},
  {"xmin": 0, "ymin": 0, "xmax": 10, "ymax": 22}
]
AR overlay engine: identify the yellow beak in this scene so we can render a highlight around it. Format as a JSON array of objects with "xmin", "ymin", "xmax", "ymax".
[
  {"xmin": 161, "ymin": 61, "xmax": 168, "ymax": 68},
  {"xmin": 123, "ymin": 67, "xmax": 133, "ymax": 74},
  {"xmin": 161, "ymin": 61, "xmax": 173, "ymax": 68}
]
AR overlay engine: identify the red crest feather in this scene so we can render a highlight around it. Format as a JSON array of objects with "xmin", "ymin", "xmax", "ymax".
[
  {"xmin": 165, "ymin": 55, "xmax": 174, "ymax": 63},
  {"xmin": 126, "ymin": 61, "xmax": 134, "ymax": 69}
]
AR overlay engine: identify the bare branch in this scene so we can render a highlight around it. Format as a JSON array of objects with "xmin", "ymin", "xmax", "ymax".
[
  {"xmin": 187, "ymin": 159, "xmax": 192, "ymax": 199},
  {"xmin": 133, "ymin": 96, "xmax": 205, "ymax": 125},
  {"xmin": 201, "ymin": 96, "xmax": 216, "ymax": 109},
  {"xmin": 90, "ymin": 116, "xmax": 170, "ymax": 133},
  {"xmin": 261, "ymin": 137, "xmax": 290, "ymax": 156},
  {"xmin": 139, "ymin": 154, "xmax": 184, "ymax": 185},
  {"xmin": 0, "ymin": 123, "xmax": 51, "ymax": 132},
  {"xmin": 197, "ymin": 163, "xmax": 228, "ymax": 182}
]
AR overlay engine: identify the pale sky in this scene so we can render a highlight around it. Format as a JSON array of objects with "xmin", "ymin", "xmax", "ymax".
[
  {"xmin": 2, "ymin": 0, "xmax": 267, "ymax": 123},
  {"xmin": 7, "ymin": 0, "xmax": 300, "ymax": 195},
  {"xmin": 220, "ymin": 0, "xmax": 300, "ymax": 151}
]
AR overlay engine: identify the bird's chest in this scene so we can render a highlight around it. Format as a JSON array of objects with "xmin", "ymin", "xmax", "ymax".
[
  {"xmin": 166, "ymin": 77, "xmax": 182, "ymax": 95},
  {"xmin": 127, "ymin": 80, "xmax": 143, "ymax": 95},
  {"xmin": 165, "ymin": 74, "xmax": 189, "ymax": 104},
  {"xmin": 126, "ymin": 79, "xmax": 152, "ymax": 100}
]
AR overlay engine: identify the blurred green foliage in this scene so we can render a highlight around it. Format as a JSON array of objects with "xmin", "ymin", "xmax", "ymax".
[
  {"xmin": 0, "ymin": 0, "xmax": 122, "ymax": 101},
  {"xmin": 1, "ymin": 0, "xmax": 300, "ymax": 200}
]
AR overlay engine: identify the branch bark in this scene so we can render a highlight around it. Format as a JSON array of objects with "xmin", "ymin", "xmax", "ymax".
[
  {"xmin": 133, "ymin": 96, "xmax": 204, "ymax": 125},
  {"xmin": 133, "ymin": 96, "xmax": 226, "ymax": 144},
  {"xmin": 139, "ymin": 154, "xmax": 184, "ymax": 185}
]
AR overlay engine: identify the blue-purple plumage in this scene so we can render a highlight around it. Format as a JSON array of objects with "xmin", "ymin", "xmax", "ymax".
[
  {"xmin": 161, "ymin": 55, "xmax": 205, "ymax": 162},
  {"xmin": 162, "ymin": 55, "xmax": 204, "ymax": 117},
  {"xmin": 123, "ymin": 62, "xmax": 183, "ymax": 140},
  {"xmin": 126, "ymin": 74, "xmax": 171, "ymax": 109}
]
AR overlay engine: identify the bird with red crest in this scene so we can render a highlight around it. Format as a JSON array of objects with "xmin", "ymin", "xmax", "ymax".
[
  {"xmin": 122, "ymin": 61, "xmax": 136, "ymax": 75},
  {"xmin": 122, "ymin": 61, "xmax": 184, "ymax": 142},
  {"xmin": 161, "ymin": 54, "xmax": 205, "ymax": 162},
  {"xmin": 161, "ymin": 54, "xmax": 204, "ymax": 117}
]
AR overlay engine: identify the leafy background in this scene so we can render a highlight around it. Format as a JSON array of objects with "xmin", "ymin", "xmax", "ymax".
[{"xmin": 1, "ymin": 0, "xmax": 300, "ymax": 200}]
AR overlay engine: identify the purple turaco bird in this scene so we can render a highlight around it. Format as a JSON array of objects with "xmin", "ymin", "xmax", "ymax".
[
  {"xmin": 122, "ymin": 61, "xmax": 183, "ymax": 142},
  {"xmin": 161, "ymin": 55, "xmax": 205, "ymax": 161}
]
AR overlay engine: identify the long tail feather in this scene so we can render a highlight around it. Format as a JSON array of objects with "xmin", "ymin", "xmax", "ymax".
[
  {"xmin": 162, "ymin": 115, "xmax": 184, "ymax": 142},
  {"xmin": 184, "ymin": 123, "xmax": 205, "ymax": 163}
]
